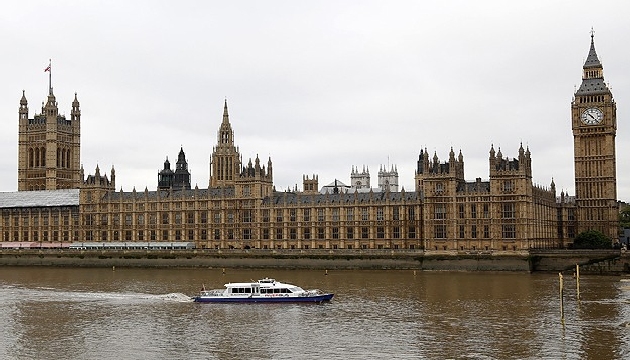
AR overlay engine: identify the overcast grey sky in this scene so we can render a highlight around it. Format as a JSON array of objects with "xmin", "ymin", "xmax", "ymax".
[{"xmin": 1, "ymin": 1, "xmax": 629, "ymax": 201}]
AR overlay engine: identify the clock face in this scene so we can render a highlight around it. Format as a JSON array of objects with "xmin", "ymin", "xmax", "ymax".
[{"xmin": 580, "ymin": 107, "xmax": 603, "ymax": 125}]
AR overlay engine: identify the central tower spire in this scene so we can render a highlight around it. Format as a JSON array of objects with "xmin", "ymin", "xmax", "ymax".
[
  {"xmin": 209, "ymin": 100, "xmax": 241, "ymax": 188},
  {"xmin": 222, "ymin": 98, "xmax": 229, "ymax": 124},
  {"xmin": 218, "ymin": 99, "xmax": 234, "ymax": 145}
]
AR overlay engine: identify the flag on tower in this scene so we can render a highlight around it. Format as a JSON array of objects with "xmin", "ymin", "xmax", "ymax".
[{"xmin": 45, "ymin": 60, "xmax": 52, "ymax": 94}]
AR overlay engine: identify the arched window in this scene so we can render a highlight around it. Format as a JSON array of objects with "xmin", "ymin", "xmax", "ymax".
[
  {"xmin": 66, "ymin": 149, "xmax": 71, "ymax": 168},
  {"xmin": 41, "ymin": 147, "xmax": 46, "ymax": 166},
  {"xmin": 35, "ymin": 148, "xmax": 40, "ymax": 167},
  {"xmin": 29, "ymin": 148, "xmax": 34, "ymax": 168}
]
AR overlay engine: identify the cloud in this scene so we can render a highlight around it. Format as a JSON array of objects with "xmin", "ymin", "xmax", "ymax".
[{"xmin": 1, "ymin": 1, "xmax": 629, "ymax": 201}]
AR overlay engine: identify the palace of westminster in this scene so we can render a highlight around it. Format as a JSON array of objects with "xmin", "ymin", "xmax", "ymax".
[{"xmin": 0, "ymin": 35, "xmax": 620, "ymax": 252}]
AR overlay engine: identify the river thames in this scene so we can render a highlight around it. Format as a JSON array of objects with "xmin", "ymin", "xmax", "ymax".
[{"xmin": 0, "ymin": 267, "xmax": 628, "ymax": 359}]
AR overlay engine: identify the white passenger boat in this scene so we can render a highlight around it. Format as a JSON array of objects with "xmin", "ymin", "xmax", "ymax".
[{"xmin": 193, "ymin": 278, "xmax": 334, "ymax": 303}]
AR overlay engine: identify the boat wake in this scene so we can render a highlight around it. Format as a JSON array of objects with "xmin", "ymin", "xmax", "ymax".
[
  {"xmin": 0, "ymin": 284, "xmax": 193, "ymax": 304},
  {"xmin": 151, "ymin": 293, "xmax": 194, "ymax": 302}
]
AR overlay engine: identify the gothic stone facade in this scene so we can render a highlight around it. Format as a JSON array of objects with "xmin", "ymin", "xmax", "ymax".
[
  {"xmin": 18, "ymin": 87, "xmax": 81, "ymax": 191},
  {"xmin": 1, "ymin": 35, "xmax": 618, "ymax": 251},
  {"xmin": 571, "ymin": 34, "xmax": 618, "ymax": 240}
]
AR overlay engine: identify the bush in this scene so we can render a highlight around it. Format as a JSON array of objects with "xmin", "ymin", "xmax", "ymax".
[{"xmin": 573, "ymin": 229, "xmax": 612, "ymax": 249}]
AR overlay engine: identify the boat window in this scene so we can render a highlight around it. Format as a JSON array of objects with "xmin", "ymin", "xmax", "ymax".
[
  {"xmin": 245, "ymin": 288, "xmax": 251, "ymax": 293},
  {"xmin": 273, "ymin": 288, "xmax": 280, "ymax": 294}
]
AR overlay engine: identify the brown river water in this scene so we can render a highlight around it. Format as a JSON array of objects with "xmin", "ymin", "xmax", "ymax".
[{"xmin": 0, "ymin": 267, "xmax": 628, "ymax": 359}]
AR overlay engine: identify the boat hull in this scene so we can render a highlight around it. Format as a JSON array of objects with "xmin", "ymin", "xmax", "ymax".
[{"xmin": 193, "ymin": 293, "xmax": 334, "ymax": 303}]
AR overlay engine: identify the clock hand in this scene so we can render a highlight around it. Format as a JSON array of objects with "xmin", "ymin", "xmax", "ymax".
[{"xmin": 588, "ymin": 113, "xmax": 595, "ymax": 119}]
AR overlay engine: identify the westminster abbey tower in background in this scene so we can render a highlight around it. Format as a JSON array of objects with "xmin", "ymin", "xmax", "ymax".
[{"xmin": 1, "ymin": 34, "xmax": 620, "ymax": 250}]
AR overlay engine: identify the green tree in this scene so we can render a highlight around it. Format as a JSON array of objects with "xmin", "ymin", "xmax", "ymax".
[
  {"xmin": 573, "ymin": 229, "xmax": 612, "ymax": 249},
  {"xmin": 620, "ymin": 206, "xmax": 630, "ymax": 229}
]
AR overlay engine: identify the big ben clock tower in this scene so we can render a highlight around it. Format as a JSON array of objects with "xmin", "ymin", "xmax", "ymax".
[{"xmin": 571, "ymin": 31, "xmax": 618, "ymax": 240}]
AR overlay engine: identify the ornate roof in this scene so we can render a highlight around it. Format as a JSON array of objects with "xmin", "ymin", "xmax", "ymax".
[
  {"xmin": 583, "ymin": 34, "xmax": 602, "ymax": 69},
  {"xmin": 576, "ymin": 33, "xmax": 609, "ymax": 96},
  {"xmin": 576, "ymin": 78, "xmax": 609, "ymax": 95}
]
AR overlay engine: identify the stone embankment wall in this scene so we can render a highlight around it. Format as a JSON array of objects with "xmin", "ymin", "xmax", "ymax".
[
  {"xmin": 0, "ymin": 249, "xmax": 531, "ymax": 271},
  {"xmin": 0, "ymin": 249, "xmax": 627, "ymax": 273},
  {"xmin": 529, "ymin": 249, "xmax": 628, "ymax": 274}
]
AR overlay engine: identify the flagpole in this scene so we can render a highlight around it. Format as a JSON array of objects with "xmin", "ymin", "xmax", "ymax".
[{"xmin": 48, "ymin": 59, "xmax": 52, "ymax": 95}]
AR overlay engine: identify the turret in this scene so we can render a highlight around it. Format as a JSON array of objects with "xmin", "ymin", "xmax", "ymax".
[
  {"xmin": 83, "ymin": 164, "xmax": 114, "ymax": 190},
  {"xmin": 158, "ymin": 156, "xmax": 174, "ymax": 190},
  {"xmin": 173, "ymin": 147, "xmax": 191, "ymax": 190},
  {"xmin": 19, "ymin": 90, "xmax": 28, "ymax": 124},
  {"xmin": 303, "ymin": 174, "xmax": 319, "ymax": 194},
  {"xmin": 110, "ymin": 165, "xmax": 116, "ymax": 190},
  {"xmin": 71, "ymin": 92, "xmax": 80, "ymax": 123},
  {"xmin": 416, "ymin": 149, "xmax": 425, "ymax": 174}
]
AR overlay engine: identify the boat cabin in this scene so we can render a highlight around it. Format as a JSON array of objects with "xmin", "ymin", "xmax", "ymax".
[{"xmin": 225, "ymin": 278, "xmax": 305, "ymax": 295}]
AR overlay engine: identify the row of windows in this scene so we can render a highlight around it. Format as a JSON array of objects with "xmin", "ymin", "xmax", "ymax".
[
  {"xmin": 260, "ymin": 226, "xmax": 416, "ymax": 240},
  {"xmin": 3, "ymin": 230, "xmax": 78, "ymax": 242},
  {"xmin": 436, "ymin": 224, "xmax": 515, "ymax": 239},
  {"xmin": 263, "ymin": 207, "xmax": 414, "ymax": 222},
  {"xmin": 27, "ymin": 147, "xmax": 47, "ymax": 168},
  {"xmin": 446, "ymin": 245, "xmax": 520, "ymax": 251},
  {"xmin": 437, "ymin": 203, "xmax": 497, "ymax": 219},
  {"xmin": 2, "ymin": 212, "xmax": 79, "ymax": 227},
  {"xmin": 90, "ymin": 201, "xmax": 419, "ymax": 215},
  {"xmin": 432, "ymin": 181, "xmax": 516, "ymax": 194},
  {"xmin": 228, "ymin": 287, "xmax": 293, "ymax": 294},
  {"xmin": 89, "ymin": 199, "xmax": 416, "ymax": 215},
  {"xmin": 83, "ymin": 207, "xmax": 417, "ymax": 226},
  {"xmin": 89, "ymin": 201, "xmax": 219, "ymax": 212},
  {"xmin": 80, "ymin": 226, "xmax": 419, "ymax": 242},
  {"xmin": 583, "ymin": 70, "xmax": 602, "ymax": 80},
  {"xmin": 25, "ymin": 147, "xmax": 73, "ymax": 169},
  {"xmin": 578, "ymin": 95, "xmax": 604, "ymax": 103},
  {"xmin": 267, "ymin": 226, "xmax": 411, "ymax": 241},
  {"xmin": 84, "ymin": 229, "xmax": 195, "ymax": 242}
]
